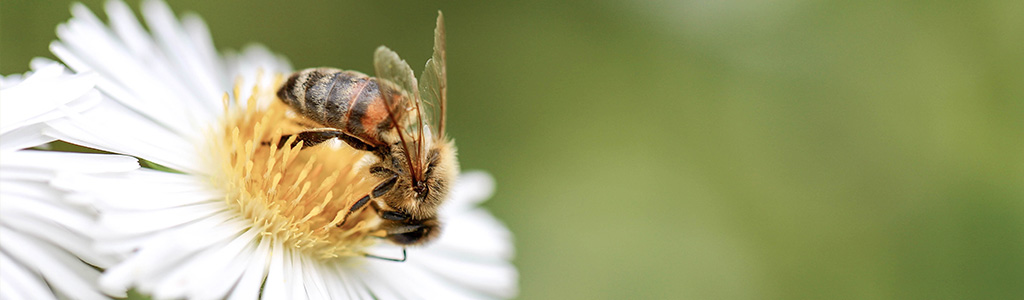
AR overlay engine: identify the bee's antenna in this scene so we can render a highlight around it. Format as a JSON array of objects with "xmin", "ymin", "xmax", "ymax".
[{"xmin": 363, "ymin": 248, "xmax": 407, "ymax": 262}]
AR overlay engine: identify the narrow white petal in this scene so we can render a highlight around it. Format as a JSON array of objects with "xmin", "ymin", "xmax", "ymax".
[
  {"xmin": 1, "ymin": 192, "xmax": 92, "ymax": 230},
  {"xmin": 180, "ymin": 14, "xmax": 221, "ymax": 87},
  {"xmin": 441, "ymin": 171, "xmax": 496, "ymax": 214},
  {"xmin": 415, "ymin": 250, "xmax": 518, "ymax": 298},
  {"xmin": 0, "ymin": 178, "xmax": 62, "ymax": 202},
  {"xmin": 0, "ymin": 254, "xmax": 58, "ymax": 300},
  {"xmin": 100, "ymin": 201, "xmax": 227, "ymax": 235},
  {"xmin": 2, "ymin": 88, "xmax": 103, "ymax": 149},
  {"xmin": 188, "ymin": 230, "xmax": 261, "ymax": 300},
  {"xmin": 350, "ymin": 275, "xmax": 377, "ymax": 300},
  {"xmin": 106, "ymin": 0, "xmax": 157, "ymax": 65},
  {"xmin": 97, "ymin": 207, "xmax": 244, "ymax": 256},
  {"xmin": 227, "ymin": 237, "xmax": 272, "ymax": 300},
  {"xmin": 81, "ymin": 182, "xmax": 218, "ymax": 211},
  {"xmin": 365, "ymin": 259, "xmax": 483, "ymax": 300},
  {"xmin": 338, "ymin": 268, "xmax": 374, "ymax": 300},
  {"xmin": 1, "ymin": 150, "xmax": 139, "ymax": 173},
  {"xmin": 44, "ymin": 99, "xmax": 204, "ymax": 174},
  {"xmin": 223, "ymin": 45, "xmax": 292, "ymax": 104},
  {"xmin": 54, "ymin": 8, "xmax": 197, "ymax": 134},
  {"xmin": 315, "ymin": 264, "xmax": 347, "ymax": 299},
  {"xmin": 141, "ymin": 0, "xmax": 224, "ymax": 114},
  {"xmin": 150, "ymin": 238, "xmax": 234, "ymax": 299},
  {"xmin": 0, "ymin": 228, "xmax": 107, "ymax": 300},
  {"xmin": 436, "ymin": 209, "xmax": 515, "ymax": 259},
  {"xmin": 54, "ymin": 169, "xmax": 216, "ymax": 211},
  {"xmin": 356, "ymin": 266, "xmax": 406, "ymax": 300},
  {"xmin": 286, "ymin": 250, "xmax": 320, "ymax": 300},
  {"xmin": 0, "ymin": 123, "xmax": 56, "ymax": 152},
  {"xmin": 0, "ymin": 196, "xmax": 114, "ymax": 267},
  {"xmin": 150, "ymin": 226, "xmax": 257, "ymax": 299},
  {"xmin": 99, "ymin": 213, "xmax": 247, "ymax": 296},
  {"xmin": 260, "ymin": 242, "xmax": 288, "ymax": 300},
  {"xmin": 0, "ymin": 65, "xmax": 95, "ymax": 135}
]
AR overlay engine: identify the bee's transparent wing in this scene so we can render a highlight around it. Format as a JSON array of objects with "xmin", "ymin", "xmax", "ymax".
[
  {"xmin": 418, "ymin": 11, "xmax": 447, "ymax": 139},
  {"xmin": 373, "ymin": 46, "xmax": 419, "ymax": 102},
  {"xmin": 374, "ymin": 46, "xmax": 427, "ymax": 174}
]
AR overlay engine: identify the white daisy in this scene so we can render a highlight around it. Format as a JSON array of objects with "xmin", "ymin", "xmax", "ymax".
[
  {"xmin": 45, "ymin": 0, "xmax": 518, "ymax": 299},
  {"xmin": 0, "ymin": 61, "xmax": 137, "ymax": 300}
]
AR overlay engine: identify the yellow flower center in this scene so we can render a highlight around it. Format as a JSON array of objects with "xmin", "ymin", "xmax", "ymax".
[{"xmin": 207, "ymin": 75, "xmax": 384, "ymax": 260}]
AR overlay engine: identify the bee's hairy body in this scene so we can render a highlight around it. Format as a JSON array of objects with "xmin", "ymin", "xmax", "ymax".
[
  {"xmin": 274, "ymin": 12, "xmax": 454, "ymax": 250},
  {"xmin": 276, "ymin": 68, "xmax": 456, "ymax": 247}
]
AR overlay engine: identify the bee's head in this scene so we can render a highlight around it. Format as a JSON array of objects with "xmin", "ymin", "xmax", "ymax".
[{"xmin": 369, "ymin": 140, "xmax": 457, "ymax": 222}]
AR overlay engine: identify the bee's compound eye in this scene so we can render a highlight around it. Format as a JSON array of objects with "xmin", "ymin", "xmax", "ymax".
[{"xmin": 381, "ymin": 211, "xmax": 409, "ymax": 221}]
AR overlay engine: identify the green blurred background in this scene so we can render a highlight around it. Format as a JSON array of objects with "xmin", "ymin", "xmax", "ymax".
[{"xmin": 3, "ymin": 0, "xmax": 1023, "ymax": 298}]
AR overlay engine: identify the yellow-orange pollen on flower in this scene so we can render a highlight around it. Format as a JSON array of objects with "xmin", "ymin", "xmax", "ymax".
[{"xmin": 207, "ymin": 74, "xmax": 386, "ymax": 260}]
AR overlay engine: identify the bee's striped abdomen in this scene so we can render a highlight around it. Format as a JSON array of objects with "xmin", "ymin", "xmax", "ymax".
[{"xmin": 277, "ymin": 68, "xmax": 397, "ymax": 147}]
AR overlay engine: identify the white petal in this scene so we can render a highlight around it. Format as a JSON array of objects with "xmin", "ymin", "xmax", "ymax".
[
  {"xmin": 0, "ymin": 64, "xmax": 95, "ymax": 135},
  {"xmin": 45, "ymin": 98, "xmax": 205, "ymax": 174},
  {"xmin": 148, "ymin": 225, "xmax": 257, "ymax": 299},
  {"xmin": 0, "ymin": 177, "xmax": 63, "ymax": 202},
  {"xmin": 99, "ymin": 213, "xmax": 247, "ymax": 295},
  {"xmin": 436, "ymin": 208, "xmax": 515, "ymax": 260},
  {"xmin": 149, "ymin": 238, "xmax": 233, "ymax": 299},
  {"xmin": 313, "ymin": 264, "xmax": 347, "ymax": 299},
  {"xmin": 54, "ymin": 169, "xmax": 216, "ymax": 211},
  {"xmin": 101, "ymin": 202, "xmax": 226, "ymax": 236},
  {"xmin": 223, "ymin": 45, "xmax": 292, "ymax": 105},
  {"xmin": 0, "ymin": 123, "xmax": 56, "ymax": 152},
  {"xmin": 260, "ymin": 242, "xmax": 289, "ymax": 300},
  {"xmin": 0, "ymin": 228, "xmax": 107, "ymax": 300},
  {"xmin": 365, "ymin": 258, "xmax": 484, "ymax": 300},
  {"xmin": 187, "ymin": 230, "xmax": 261, "ymax": 300},
  {"xmin": 415, "ymin": 250, "xmax": 518, "ymax": 299},
  {"xmin": 53, "ymin": 25, "xmax": 190, "ymax": 135},
  {"xmin": 0, "ymin": 253, "xmax": 58, "ymax": 300},
  {"xmin": 55, "ymin": 2, "xmax": 213, "ymax": 135},
  {"xmin": 2, "ymin": 212, "xmax": 114, "ymax": 269},
  {"xmin": 281, "ymin": 250, "xmax": 314, "ymax": 300},
  {"xmin": 180, "ymin": 14, "xmax": 220, "ymax": 83},
  {"xmin": 106, "ymin": 0, "xmax": 158, "ymax": 67},
  {"xmin": 356, "ymin": 265, "xmax": 406, "ymax": 300},
  {"xmin": 227, "ymin": 237, "xmax": 272, "ymax": 300},
  {"xmin": 1, "ymin": 150, "xmax": 138, "ymax": 173},
  {"xmin": 441, "ymin": 171, "xmax": 497, "ymax": 214},
  {"xmin": 141, "ymin": 0, "xmax": 224, "ymax": 114}
]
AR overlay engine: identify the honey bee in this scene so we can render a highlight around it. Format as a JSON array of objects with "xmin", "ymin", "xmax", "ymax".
[{"xmin": 276, "ymin": 12, "xmax": 456, "ymax": 248}]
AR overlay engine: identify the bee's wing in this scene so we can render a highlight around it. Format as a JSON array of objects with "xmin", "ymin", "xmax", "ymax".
[
  {"xmin": 374, "ymin": 45, "xmax": 428, "ymax": 176},
  {"xmin": 374, "ymin": 46, "xmax": 419, "ymax": 103},
  {"xmin": 418, "ymin": 11, "xmax": 447, "ymax": 140}
]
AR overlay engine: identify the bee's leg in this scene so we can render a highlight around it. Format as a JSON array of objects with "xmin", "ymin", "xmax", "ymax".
[
  {"xmin": 371, "ymin": 175, "xmax": 399, "ymax": 197},
  {"xmin": 335, "ymin": 134, "xmax": 377, "ymax": 151},
  {"xmin": 336, "ymin": 194, "xmax": 372, "ymax": 227},
  {"xmin": 273, "ymin": 128, "xmax": 342, "ymax": 148},
  {"xmin": 336, "ymin": 174, "xmax": 398, "ymax": 227},
  {"xmin": 274, "ymin": 128, "xmax": 375, "ymax": 151}
]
